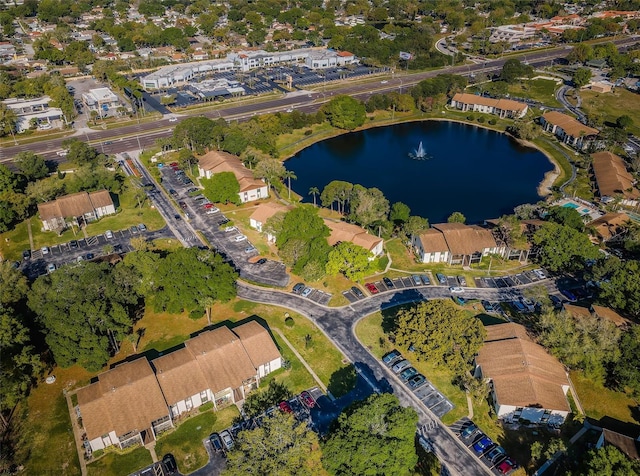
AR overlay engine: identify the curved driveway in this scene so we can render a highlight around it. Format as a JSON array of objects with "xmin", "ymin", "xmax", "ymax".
[{"xmin": 237, "ymin": 280, "xmax": 557, "ymax": 476}]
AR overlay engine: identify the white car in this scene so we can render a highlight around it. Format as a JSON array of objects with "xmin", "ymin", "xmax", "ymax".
[
  {"xmin": 168, "ymin": 116, "xmax": 178, "ymax": 122},
  {"xmin": 105, "ymin": 230, "xmax": 114, "ymax": 239},
  {"xmin": 224, "ymin": 226, "xmax": 237, "ymax": 233},
  {"xmin": 449, "ymin": 286, "xmax": 464, "ymax": 293},
  {"xmin": 41, "ymin": 246, "xmax": 50, "ymax": 255},
  {"xmin": 56, "ymin": 150, "xmax": 68, "ymax": 157},
  {"xmin": 205, "ymin": 208, "xmax": 220, "ymax": 215},
  {"xmin": 233, "ymin": 234, "xmax": 247, "ymax": 242},
  {"xmin": 47, "ymin": 263, "xmax": 56, "ymax": 273},
  {"xmin": 301, "ymin": 287, "xmax": 313, "ymax": 297},
  {"xmin": 380, "ymin": 80, "xmax": 388, "ymax": 84}
]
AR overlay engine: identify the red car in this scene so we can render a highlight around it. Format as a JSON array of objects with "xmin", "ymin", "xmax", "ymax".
[
  {"xmin": 365, "ymin": 283, "xmax": 379, "ymax": 294},
  {"xmin": 278, "ymin": 401, "xmax": 293, "ymax": 413},
  {"xmin": 497, "ymin": 457, "xmax": 517, "ymax": 474},
  {"xmin": 203, "ymin": 203, "xmax": 215, "ymax": 209},
  {"xmin": 169, "ymin": 162, "xmax": 179, "ymax": 167},
  {"xmin": 299, "ymin": 391, "xmax": 315, "ymax": 408}
]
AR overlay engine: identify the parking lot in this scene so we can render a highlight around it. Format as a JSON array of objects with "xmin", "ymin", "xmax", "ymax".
[
  {"xmin": 474, "ymin": 268, "xmax": 549, "ymax": 289},
  {"xmin": 291, "ymin": 282, "xmax": 332, "ymax": 305}
]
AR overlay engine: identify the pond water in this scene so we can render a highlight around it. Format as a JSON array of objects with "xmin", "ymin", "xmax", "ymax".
[{"xmin": 286, "ymin": 120, "xmax": 553, "ymax": 224}]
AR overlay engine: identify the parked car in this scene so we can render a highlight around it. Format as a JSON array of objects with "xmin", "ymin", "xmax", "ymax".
[
  {"xmin": 209, "ymin": 433, "xmax": 224, "ymax": 453},
  {"xmin": 162, "ymin": 453, "xmax": 178, "ymax": 474},
  {"xmin": 481, "ymin": 300, "xmax": 495, "ymax": 312},
  {"xmin": 69, "ymin": 240, "xmax": 78, "ymax": 249},
  {"xmin": 534, "ymin": 268, "xmax": 546, "ymax": 279},
  {"xmin": 169, "ymin": 189, "xmax": 177, "ymax": 196},
  {"xmin": 301, "ymin": 287, "xmax": 313, "ymax": 298},
  {"xmin": 41, "ymin": 246, "xmax": 50, "ymax": 255},
  {"xmin": 130, "ymin": 225, "xmax": 139, "ymax": 234},
  {"xmin": 233, "ymin": 235, "xmax": 247, "ymax": 242},
  {"xmin": 220, "ymin": 430, "xmax": 234, "ymax": 450},
  {"xmin": 245, "ymin": 246, "xmax": 256, "ymax": 253},
  {"xmin": 256, "ymin": 258, "xmax": 267, "ymax": 265},
  {"xmin": 560, "ymin": 289, "xmax": 577, "ymax": 302},
  {"xmin": 473, "ymin": 435, "xmax": 494, "ymax": 454},
  {"xmin": 392, "ymin": 359, "xmax": 411, "ymax": 373},
  {"xmin": 203, "ymin": 203, "xmax": 217, "ymax": 209},
  {"xmin": 487, "ymin": 446, "xmax": 507, "ymax": 463},
  {"xmin": 22, "ymin": 249, "xmax": 31, "ymax": 260},
  {"xmin": 299, "ymin": 391, "xmax": 315, "ymax": 408},
  {"xmin": 351, "ymin": 286, "xmax": 364, "ymax": 298},
  {"xmin": 104, "ymin": 230, "xmax": 113, "ymax": 239},
  {"xmin": 138, "ymin": 223, "xmax": 147, "ymax": 231},
  {"xmin": 549, "ymin": 294, "xmax": 563, "ymax": 309},
  {"xmin": 179, "ymin": 201, "xmax": 187, "ymax": 209},
  {"xmin": 382, "ymin": 350, "xmax": 402, "ymax": 365},
  {"xmin": 449, "ymin": 286, "xmax": 464, "ymax": 293},
  {"xmin": 419, "ymin": 274, "xmax": 431, "ymax": 285},
  {"xmin": 407, "ymin": 374, "xmax": 427, "ymax": 389},
  {"xmin": 497, "ymin": 457, "xmax": 518, "ymax": 474},
  {"xmin": 365, "ymin": 282, "xmax": 379, "ymax": 294},
  {"xmin": 457, "ymin": 275, "xmax": 467, "ymax": 286},
  {"xmin": 86, "ymin": 253, "xmax": 94, "ymax": 260},
  {"xmin": 292, "ymin": 283, "xmax": 305, "ymax": 294},
  {"xmin": 436, "ymin": 273, "xmax": 447, "ymax": 285},
  {"xmin": 206, "ymin": 207, "xmax": 220, "ymax": 214},
  {"xmin": 399, "ymin": 367, "xmax": 418, "ymax": 381},
  {"xmin": 412, "ymin": 275, "xmax": 422, "ymax": 286},
  {"xmin": 47, "ymin": 263, "xmax": 56, "ymax": 274},
  {"xmin": 169, "ymin": 162, "xmax": 179, "ymax": 167},
  {"xmin": 279, "ymin": 401, "xmax": 293, "ymax": 413},
  {"xmin": 460, "ymin": 423, "xmax": 479, "ymax": 440},
  {"xmin": 383, "ymin": 277, "xmax": 394, "ymax": 288},
  {"xmin": 224, "ymin": 226, "xmax": 237, "ymax": 233}
]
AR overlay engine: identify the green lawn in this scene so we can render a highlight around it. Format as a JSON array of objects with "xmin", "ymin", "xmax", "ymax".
[
  {"xmin": 468, "ymin": 78, "xmax": 562, "ymax": 108},
  {"xmin": 155, "ymin": 408, "xmax": 239, "ymax": 475},
  {"xmin": 87, "ymin": 446, "xmax": 153, "ymax": 476},
  {"xmin": 581, "ymin": 88, "xmax": 640, "ymax": 136}
]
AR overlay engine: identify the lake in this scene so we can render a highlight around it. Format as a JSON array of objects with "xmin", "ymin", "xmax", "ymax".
[{"xmin": 286, "ymin": 121, "xmax": 553, "ymax": 224}]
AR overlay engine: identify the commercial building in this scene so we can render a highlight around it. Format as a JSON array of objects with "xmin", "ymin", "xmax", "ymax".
[
  {"xmin": 3, "ymin": 96, "xmax": 63, "ymax": 132},
  {"xmin": 489, "ymin": 25, "xmax": 536, "ymax": 44},
  {"xmin": 198, "ymin": 150, "xmax": 268, "ymax": 203},
  {"xmin": 81, "ymin": 87, "xmax": 120, "ymax": 114}
]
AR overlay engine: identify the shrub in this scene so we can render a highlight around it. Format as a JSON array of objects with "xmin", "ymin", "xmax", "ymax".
[
  {"xmin": 285, "ymin": 316, "xmax": 294, "ymax": 328},
  {"xmin": 304, "ymin": 129, "xmax": 313, "ymax": 136},
  {"xmin": 466, "ymin": 114, "xmax": 475, "ymax": 121},
  {"xmin": 477, "ymin": 116, "xmax": 485, "ymax": 123},
  {"xmin": 488, "ymin": 118, "xmax": 497, "ymax": 125}
]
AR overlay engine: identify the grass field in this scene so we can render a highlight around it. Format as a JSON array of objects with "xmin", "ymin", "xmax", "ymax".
[
  {"xmin": 154, "ymin": 407, "xmax": 239, "ymax": 475},
  {"xmin": 580, "ymin": 88, "xmax": 640, "ymax": 136},
  {"xmin": 87, "ymin": 446, "xmax": 153, "ymax": 476},
  {"xmin": 469, "ymin": 78, "xmax": 562, "ymax": 108}
]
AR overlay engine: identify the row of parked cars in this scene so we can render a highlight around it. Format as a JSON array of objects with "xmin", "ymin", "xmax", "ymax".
[
  {"xmin": 458, "ymin": 422, "xmax": 518, "ymax": 474},
  {"xmin": 382, "ymin": 350, "xmax": 427, "ymax": 390},
  {"xmin": 207, "ymin": 391, "xmax": 317, "ymax": 456}
]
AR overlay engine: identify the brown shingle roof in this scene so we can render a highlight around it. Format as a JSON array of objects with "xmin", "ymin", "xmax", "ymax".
[
  {"xmin": 564, "ymin": 303, "xmax": 593, "ymax": 320},
  {"xmin": 77, "ymin": 359, "xmax": 169, "ymax": 440},
  {"xmin": 324, "ymin": 220, "xmax": 383, "ymax": 253},
  {"xmin": 232, "ymin": 321, "xmax": 281, "ymax": 368},
  {"xmin": 432, "ymin": 223, "xmax": 498, "ymax": 255},
  {"xmin": 591, "ymin": 305, "xmax": 629, "ymax": 327},
  {"xmin": 89, "ymin": 190, "xmax": 113, "ymax": 208},
  {"xmin": 591, "ymin": 151, "xmax": 638, "ymax": 198},
  {"xmin": 603, "ymin": 429, "xmax": 640, "ymax": 460},
  {"xmin": 198, "ymin": 150, "xmax": 266, "ymax": 193},
  {"xmin": 185, "ymin": 327, "xmax": 256, "ymax": 393},
  {"xmin": 416, "ymin": 229, "xmax": 449, "ymax": 253},
  {"xmin": 37, "ymin": 190, "xmax": 114, "ymax": 221},
  {"xmin": 452, "ymin": 93, "xmax": 527, "ymax": 112},
  {"xmin": 152, "ymin": 348, "xmax": 209, "ymax": 406},
  {"xmin": 588, "ymin": 212, "xmax": 630, "ymax": 241},
  {"xmin": 477, "ymin": 323, "xmax": 570, "ymax": 412},
  {"xmin": 542, "ymin": 111, "xmax": 599, "ymax": 138},
  {"xmin": 249, "ymin": 202, "xmax": 290, "ymax": 225}
]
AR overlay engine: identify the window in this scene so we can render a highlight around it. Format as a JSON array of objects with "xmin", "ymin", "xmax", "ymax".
[
  {"xmin": 200, "ymin": 391, "xmax": 209, "ymax": 403},
  {"xmin": 185, "ymin": 397, "xmax": 193, "ymax": 411}
]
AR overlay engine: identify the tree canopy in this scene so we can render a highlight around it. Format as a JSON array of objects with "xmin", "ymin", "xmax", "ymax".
[
  {"xmin": 322, "ymin": 95, "xmax": 366, "ymax": 131},
  {"xmin": 532, "ymin": 222, "xmax": 599, "ymax": 272},
  {"xmin": 225, "ymin": 412, "xmax": 321, "ymax": 476},
  {"xmin": 322, "ymin": 393, "xmax": 418, "ymax": 476},
  {"xmin": 202, "ymin": 172, "xmax": 241, "ymax": 205},
  {"xmin": 325, "ymin": 241, "xmax": 375, "ymax": 281},
  {"xmin": 500, "ymin": 59, "xmax": 534, "ymax": 83},
  {"xmin": 395, "ymin": 300, "xmax": 485, "ymax": 377}
]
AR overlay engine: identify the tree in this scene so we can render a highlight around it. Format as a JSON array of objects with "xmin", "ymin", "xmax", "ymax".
[
  {"xmin": 532, "ymin": 222, "xmax": 599, "ymax": 272},
  {"xmin": 348, "ymin": 185, "xmax": 389, "ymax": 228},
  {"xmin": 225, "ymin": 412, "xmax": 321, "ymax": 476},
  {"xmin": 546, "ymin": 205, "xmax": 584, "ymax": 231},
  {"xmin": 447, "ymin": 211, "xmax": 466, "ymax": 224},
  {"xmin": 568, "ymin": 43, "xmax": 594, "ymax": 64},
  {"xmin": 322, "ymin": 95, "xmax": 366, "ymax": 131},
  {"xmin": 500, "ymin": 59, "xmax": 534, "ymax": 83},
  {"xmin": 611, "ymin": 326, "xmax": 640, "ymax": 396},
  {"xmin": 572, "ymin": 68, "xmax": 593, "ymax": 88},
  {"xmin": 62, "ymin": 139, "xmax": 100, "ymax": 165},
  {"xmin": 583, "ymin": 445, "xmax": 640, "ymax": 476},
  {"xmin": 254, "ymin": 158, "xmax": 285, "ymax": 191},
  {"xmin": 322, "ymin": 393, "xmax": 418, "ymax": 476},
  {"xmin": 395, "ymin": 300, "xmax": 485, "ymax": 377},
  {"xmin": 0, "ymin": 103, "xmax": 17, "ymax": 138},
  {"xmin": 598, "ymin": 260, "xmax": 640, "ymax": 318},
  {"xmin": 308, "ymin": 186, "xmax": 319, "ymax": 206},
  {"xmin": 172, "ymin": 116, "xmax": 216, "ymax": 153},
  {"xmin": 152, "ymin": 248, "xmax": 238, "ymax": 315},
  {"xmin": 390, "ymin": 202, "xmax": 410, "ymax": 228},
  {"xmin": 201, "ymin": 172, "xmax": 241, "ymax": 205},
  {"xmin": 326, "ymin": 241, "xmax": 375, "ymax": 281},
  {"xmin": 616, "ymin": 115, "xmax": 633, "ymax": 130},
  {"xmin": 283, "ymin": 170, "xmax": 297, "ymax": 199},
  {"xmin": 14, "ymin": 151, "xmax": 49, "ymax": 182},
  {"xmin": 402, "ymin": 215, "xmax": 429, "ymax": 241},
  {"xmin": 27, "ymin": 261, "xmax": 141, "ymax": 371},
  {"xmin": 242, "ymin": 380, "xmax": 292, "ymax": 418},
  {"xmin": 506, "ymin": 119, "xmax": 539, "ymax": 141},
  {"xmin": 531, "ymin": 438, "xmax": 567, "ymax": 463}
]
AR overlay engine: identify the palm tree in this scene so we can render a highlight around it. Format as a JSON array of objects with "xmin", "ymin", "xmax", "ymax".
[
  {"xmin": 283, "ymin": 170, "xmax": 297, "ymax": 199},
  {"xmin": 308, "ymin": 187, "xmax": 319, "ymax": 206}
]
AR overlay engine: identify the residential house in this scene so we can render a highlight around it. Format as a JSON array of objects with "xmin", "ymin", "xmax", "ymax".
[
  {"xmin": 37, "ymin": 190, "xmax": 115, "ymax": 231},
  {"xmin": 198, "ymin": 150, "xmax": 268, "ymax": 203},
  {"xmin": 565, "ymin": 303, "xmax": 629, "ymax": 327},
  {"xmin": 484, "ymin": 218, "xmax": 545, "ymax": 262},
  {"xmin": 588, "ymin": 212, "xmax": 630, "ymax": 243},
  {"xmin": 432, "ymin": 223, "xmax": 503, "ymax": 266},
  {"xmin": 78, "ymin": 322, "xmax": 282, "ymax": 452},
  {"xmin": 540, "ymin": 111, "xmax": 600, "ymax": 151},
  {"xmin": 475, "ymin": 322, "xmax": 571, "ymax": 425},
  {"xmin": 450, "ymin": 93, "xmax": 528, "ymax": 119},
  {"xmin": 76, "ymin": 358, "xmax": 173, "ymax": 452},
  {"xmin": 595, "ymin": 428, "xmax": 640, "ymax": 460},
  {"xmin": 249, "ymin": 202, "xmax": 292, "ymax": 242},
  {"xmin": 591, "ymin": 151, "xmax": 638, "ymax": 201},
  {"xmin": 412, "ymin": 229, "xmax": 450, "ymax": 264},
  {"xmin": 324, "ymin": 219, "xmax": 384, "ymax": 258}
]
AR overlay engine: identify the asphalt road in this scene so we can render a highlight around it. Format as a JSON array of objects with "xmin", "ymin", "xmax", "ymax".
[
  {"xmin": 3, "ymin": 37, "xmax": 638, "ymax": 165},
  {"xmin": 236, "ymin": 280, "xmax": 558, "ymax": 476}
]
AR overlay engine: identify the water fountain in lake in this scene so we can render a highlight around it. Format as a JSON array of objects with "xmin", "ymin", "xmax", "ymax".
[{"xmin": 409, "ymin": 141, "xmax": 430, "ymax": 160}]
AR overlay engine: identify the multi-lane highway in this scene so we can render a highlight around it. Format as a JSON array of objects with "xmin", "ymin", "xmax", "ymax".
[{"xmin": 2, "ymin": 37, "xmax": 637, "ymax": 165}]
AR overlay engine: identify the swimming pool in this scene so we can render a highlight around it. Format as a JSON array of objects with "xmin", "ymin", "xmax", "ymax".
[{"xmin": 562, "ymin": 202, "xmax": 579, "ymax": 209}]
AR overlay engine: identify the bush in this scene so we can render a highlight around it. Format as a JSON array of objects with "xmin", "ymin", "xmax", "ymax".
[
  {"xmin": 466, "ymin": 114, "xmax": 475, "ymax": 121},
  {"xmin": 477, "ymin": 116, "xmax": 485, "ymax": 123},
  {"xmin": 488, "ymin": 118, "xmax": 497, "ymax": 125},
  {"xmin": 285, "ymin": 316, "xmax": 294, "ymax": 328},
  {"xmin": 189, "ymin": 308, "xmax": 203, "ymax": 320},
  {"xmin": 304, "ymin": 129, "xmax": 313, "ymax": 136}
]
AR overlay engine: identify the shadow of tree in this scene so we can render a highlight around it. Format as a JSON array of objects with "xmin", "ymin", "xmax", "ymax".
[{"xmin": 327, "ymin": 364, "xmax": 357, "ymax": 398}]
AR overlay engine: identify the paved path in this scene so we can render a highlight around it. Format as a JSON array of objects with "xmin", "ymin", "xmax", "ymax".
[
  {"xmin": 273, "ymin": 327, "xmax": 327, "ymax": 393},
  {"xmin": 64, "ymin": 390, "xmax": 88, "ymax": 476}
]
